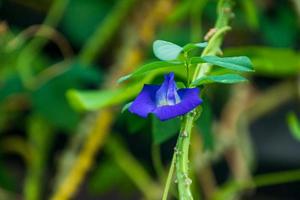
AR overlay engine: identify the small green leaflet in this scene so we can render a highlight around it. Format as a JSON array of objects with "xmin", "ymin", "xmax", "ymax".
[
  {"xmin": 117, "ymin": 61, "xmax": 183, "ymax": 83},
  {"xmin": 202, "ymin": 56, "xmax": 254, "ymax": 72},
  {"xmin": 195, "ymin": 42, "xmax": 208, "ymax": 48},
  {"xmin": 182, "ymin": 42, "xmax": 208, "ymax": 52},
  {"xmin": 67, "ymin": 89, "xmax": 122, "ymax": 111},
  {"xmin": 121, "ymin": 102, "xmax": 132, "ymax": 113},
  {"xmin": 176, "ymin": 81, "xmax": 186, "ymax": 89},
  {"xmin": 287, "ymin": 112, "xmax": 300, "ymax": 141},
  {"xmin": 153, "ymin": 40, "xmax": 183, "ymax": 61},
  {"xmin": 190, "ymin": 57, "xmax": 205, "ymax": 65},
  {"xmin": 224, "ymin": 46, "xmax": 300, "ymax": 77},
  {"xmin": 191, "ymin": 74, "xmax": 248, "ymax": 86},
  {"xmin": 67, "ymin": 81, "xmax": 143, "ymax": 111}
]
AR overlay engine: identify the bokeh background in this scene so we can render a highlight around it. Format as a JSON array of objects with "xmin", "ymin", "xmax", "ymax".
[{"xmin": 0, "ymin": 0, "xmax": 300, "ymax": 199}]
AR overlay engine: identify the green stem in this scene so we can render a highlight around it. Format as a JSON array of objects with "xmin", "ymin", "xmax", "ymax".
[
  {"xmin": 186, "ymin": 64, "xmax": 190, "ymax": 87},
  {"xmin": 192, "ymin": 25, "xmax": 231, "ymax": 81},
  {"xmin": 176, "ymin": 114, "xmax": 195, "ymax": 200},
  {"xmin": 164, "ymin": 0, "xmax": 234, "ymax": 199},
  {"xmin": 214, "ymin": 169, "xmax": 300, "ymax": 200},
  {"xmin": 253, "ymin": 169, "xmax": 300, "ymax": 188},
  {"xmin": 24, "ymin": 115, "xmax": 53, "ymax": 200},
  {"xmin": 184, "ymin": 54, "xmax": 191, "ymax": 87},
  {"xmin": 162, "ymin": 153, "xmax": 176, "ymax": 200},
  {"xmin": 192, "ymin": 0, "xmax": 233, "ymax": 81}
]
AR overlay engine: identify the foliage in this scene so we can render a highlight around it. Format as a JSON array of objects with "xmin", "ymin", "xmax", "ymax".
[{"xmin": 0, "ymin": 0, "xmax": 299, "ymax": 199}]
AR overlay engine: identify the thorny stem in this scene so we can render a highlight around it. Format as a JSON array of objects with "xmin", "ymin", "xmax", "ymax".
[
  {"xmin": 51, "ymin": 1, "xmax": 175, "ymax": 199},
  {"xmin": 163, "ymin": 0, "xmax": 234, "ymax": 199},
  {"xmin": 192, "ymin": 25, "xmax": 231, "ymax": 81},
  {"xmin": 176, "ymin": 114, "xmax": 196, "ymax": 200}
]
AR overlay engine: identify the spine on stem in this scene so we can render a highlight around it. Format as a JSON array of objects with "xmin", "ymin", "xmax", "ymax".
[{"xmin": 176, "ymin": 114, "xmax": 195, "ymax": 200}]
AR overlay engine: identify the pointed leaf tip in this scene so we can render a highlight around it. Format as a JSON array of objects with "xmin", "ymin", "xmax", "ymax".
[
  {"xmin": 121, "ymin": 102, "xmax": 133, "ymax": 113},
  {"xmin": 192, "ymin": 74, "xmax": 248, "ymax": 86},
  {"xmin": 202, "ymin": 56, "xmax": 254, "ymax": 72},
  {"xmin": 117, "ymin": 74, "xmax": 132, "ymax": 83},
  {"xmin": 195, "ymin": 42, "xmax": 208, "ymax": 48},
  {"xmin": 117, "ymin": 61, "xmax": 184, "ymax": 82},
  {"xmin": 287, "ymin": 112, "xmax": 300, "ymax": 141}
]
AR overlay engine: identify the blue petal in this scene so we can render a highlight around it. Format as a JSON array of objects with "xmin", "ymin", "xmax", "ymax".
[
  {"xmin": 156, "ymin": 72, "xmax": 181, "ymax": 106},
  {"xmin": 153, "ymin": 88, "xmax": 202, "ymax": 121},
  {"xmin": 129, "ymin": 85, "xmax": 159, "ymax": 118}
]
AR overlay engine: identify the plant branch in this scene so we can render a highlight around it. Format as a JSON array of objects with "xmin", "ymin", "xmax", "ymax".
[
  {"xmin": 50, "ymin": 1, "xmax": 176, "ymax": 199},
  {"xmin": 162, "ymin": 153, "xmax": 176, "ymax": 200},
  {"xmin": 167, "ymin": 0, "xmax": 234, "ymax": 199},
  {"xmin": 176, "ymin": 114, "xmax": 196, "ymax": 199}
]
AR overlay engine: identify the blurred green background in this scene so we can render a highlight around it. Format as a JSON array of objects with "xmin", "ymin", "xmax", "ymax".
[{"xmin": 0, "ymin": 0, "xmax": 300, "ymax": 199}]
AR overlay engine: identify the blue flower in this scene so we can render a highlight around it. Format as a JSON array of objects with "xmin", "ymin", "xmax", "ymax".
[{"xmin": 129, "ymin": 72, "xmax": 202, "ymax": 121}]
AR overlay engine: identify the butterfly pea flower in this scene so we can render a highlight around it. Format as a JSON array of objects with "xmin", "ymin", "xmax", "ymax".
[{"xmin": 129, "ymin": 72, "xmax": 202, "ymax": 121}]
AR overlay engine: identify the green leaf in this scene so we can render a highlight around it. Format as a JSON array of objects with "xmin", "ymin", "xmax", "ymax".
[
  {"xmin": 190, "ymin": 57, "xmax": 205, "ymax": 65},
  {"xmin": 191, "ymin": 74, "xmax": 248, "ymax": 86},
  {"xmin": 153, "ymin": 40, "xmax": 183, "ymax": 61},
  {"xmin": 68, "ymin": 71, "xmax": 158, "ymax": 111},
  {"xmin": 195, "ymin": 42, "xmax": 208, "ymax": 48},
  {"xmin": 224, "ymin": 46, "xmax": 300, "ymax": 77},
  {"xmin": 67, "ymin": 80, "xmax": 144, "ymax": 111},
  {"xmin": 152, "ymin": 116, "xmax": 180, "ymax": 144},
  {"xmin": 202, "ymin": 56, "xmax": 254, "ymax": 72},
  {"xmin": 121, "ymin": 102, "xmax": 132, "ymax": 113},
  {"xmin": 182, "ymin": 42, "xmax": 208, "ymax": 52},
  {"xmin": 118, "ymin": 61, "xmax": 183, "ymax": 83},
  {"xmin": 67, "ymin": 88, "xmax": 123, "ymax": 111},
  {"xmin": 287, "ymin": 112, "xmax": 300, "ymax": 141},
  {"xmin": 176, "ymin": 81, "xmax": 186, "ymax": 89}
]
